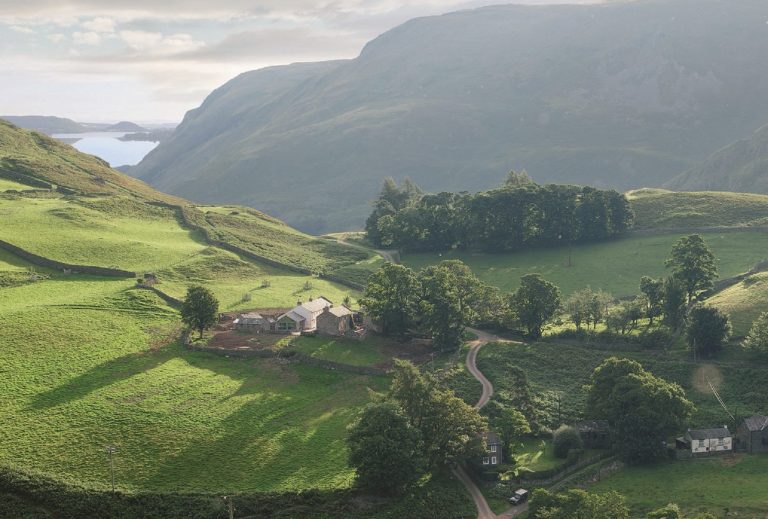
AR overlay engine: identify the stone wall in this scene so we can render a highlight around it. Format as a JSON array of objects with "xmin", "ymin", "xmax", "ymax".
[{"xmin": 0, "ymin": 239, "xmax": 136, "ymax": 278}]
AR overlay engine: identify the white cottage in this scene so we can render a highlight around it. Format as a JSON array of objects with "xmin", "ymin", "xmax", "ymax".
[{"xmin": 680, "ymin": 427, "xmax": 732, "ymax": 457}]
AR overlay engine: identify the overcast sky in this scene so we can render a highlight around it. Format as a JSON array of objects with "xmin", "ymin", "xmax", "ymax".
[{"xmin": 0, "ymin": 1, "xmax": 595, "ymax": 123}]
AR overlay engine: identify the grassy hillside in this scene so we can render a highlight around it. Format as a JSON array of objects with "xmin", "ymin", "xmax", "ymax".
[
  {"xmin": 403, "ymin": 231, "xmax": 768, "ymax": 297},
  {"xmin": 0, "ymin": 119, "xmax": 183, "ymax": 204},
  {"xmin": 629, "ymin": 189, "xmax": 768, "ymax": 230},
  {"xmin": 708, "ymin": 272, "xmax": 768, "ymax": 337}
]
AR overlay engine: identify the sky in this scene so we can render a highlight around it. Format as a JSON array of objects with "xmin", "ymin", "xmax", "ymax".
[{"xmin": 0, "ymin": 1, "xmax": 596, "ymax": 123}]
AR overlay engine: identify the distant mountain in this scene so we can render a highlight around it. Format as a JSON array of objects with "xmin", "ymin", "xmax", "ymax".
[
  {"xmin": 105, "ymin": 121, "xmax": 146, "ymax": 132},
  {"xmin": 2, "ymin": 115, "xmax": 87, "ymax": 135},
  {"xmin": 667, "ymin": 124, "xmax": 768, "ymax": 194},
  {"xmin": 132, "ymin": 0, "xmax": 768, "ymax": 234}
]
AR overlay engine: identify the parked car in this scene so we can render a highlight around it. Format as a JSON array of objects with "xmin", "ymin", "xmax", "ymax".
[{"xmin": 509, "ymin": 488, "xmax": 529, "ymax": 505}]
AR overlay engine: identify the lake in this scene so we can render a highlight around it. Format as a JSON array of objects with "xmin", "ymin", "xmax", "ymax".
[{"xmin": 53, "ymin": 132, "xmax": 159, "ymax": 167}]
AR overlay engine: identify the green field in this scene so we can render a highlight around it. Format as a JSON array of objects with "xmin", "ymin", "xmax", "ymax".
[
  {"xmin": 629, "ymin": 189, "xmax": 768, "ymax": 230},
  {"xmin": 516, "ymin": 438, "xmax": 562, "ymax": 472},
  {"xmin": 0, "ymin": 177, "xmax": 35, "ymax": 191},
  {"xmin": 404, "ymin": 231, "xmax": 768, "ymax": 297},
  {"xmin": 0, "ymin": 274, "xmax": 386, "ymax": 492},
  {"xmin": 592, "ymin": 455, "xmax": 768, "ymax": 517},
  {"xmin": 288, "ymin": 336, "xmax": 391, "ymax": 367},
  {"xmin": 0, "ymin": 196, "xmax": 207, "ymax": 272},
  {"xmin": 708, "ymin": 272, "xmax": 768, "ymax": 337}
]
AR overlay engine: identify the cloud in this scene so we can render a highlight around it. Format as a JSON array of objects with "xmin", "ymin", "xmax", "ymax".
[
  {"xmin": 9, "ymin": 24, "xmax": 34, "ymax": 33},
  {"xmin": 48, "ymin": 33, "xmax": 66, "ymax": 43},
  {"xmin": 72, "ymin": 31, "xmax": 101, "ymax": 45},
  {"xmin": 118, "ymin": 30, "xmax": 204, "ymax": 55},
  {"xmin": 81, "ymin": 16, "xmax": 115, "ymax": 33}
]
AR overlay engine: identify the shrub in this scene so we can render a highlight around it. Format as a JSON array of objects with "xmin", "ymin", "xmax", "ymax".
[{"xmin": 552, "ymin": 425, "xmax": 583, "ymax": 459}]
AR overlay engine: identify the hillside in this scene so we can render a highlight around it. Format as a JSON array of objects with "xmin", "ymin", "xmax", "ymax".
[
  {"xmin": 105, "ymin": 121, "xmax": 146, "ymax": 132},
  {"xmin": 133, "ymin": 0, "xmax": 768, "ymax": 233},
  {"xmin": 1, "ymin": 115, "xmax": 86, "ymax": 134},
  {"xmin": 667, "ymin": 123, "xmax": 768, "ymax": 194}
]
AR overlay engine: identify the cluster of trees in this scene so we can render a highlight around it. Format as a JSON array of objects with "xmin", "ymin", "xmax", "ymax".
[
  {"xmin": 529, "ymin": 491, "xmax": 716, "ymax": 519},
  {"xmin": 359, "ymin": 261, "xmax": 507, "ymax": 350},
  {"xmin": 347, "ymin": 360, "xmax": 485, "ymax": 495},
  {"xmin": 365, "ymin": 176, "xmax": 633, "ymax": 252},
  {"xmin": 585, "ymin": 357, "xmax": 694, "ymax": 464}
]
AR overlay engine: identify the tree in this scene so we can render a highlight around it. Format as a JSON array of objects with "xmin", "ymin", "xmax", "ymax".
[
  {"xmin": 606, "ymin": 299, "xmax": 644, "ymax": 335},
  {"xmin": 646, "ymin": 504, "xmax": 716, "ymax": 519},
  {"xmin": 585, "ymin": 290, "xmax": 613, "ymax": 330},
  {"xmin": 662, "ymin": 276, "xmax": 687, "ymax": 331},
  {"xmin": 686, "ymin": 305, "xmax": 731, "ymax": 358},
  {"xmin": 180, "ymin": 286, "xmax": 219, "ymax": 339},
  {"xmin": 665, "ymin": 234, "xmax": 718, "ymax": 303},
  {"xmin": 552, "ymin": 425, "xmax": 583, "ymax": 459},
  {"xmin": 347, "ymin": 401, "xmax": 425, "ymax": 495},
  {"xmin": 505, "ymin": 169, "xmax": 534, "ymax": 187},
  {"xmin": 360, "ymin": 263, "xmax": 421, "ymax": 338},
  {"xmin": 585, "ymin": 358, "xmax": 694, "ymax": 464},
  {"xmin": 743, "ymin": 311, "xmax": 768, "ymax": 355},
  {"xmin": 640, "ymin": 276, "xmax": 664, "ymax": 325},
  {"xmin": 495, "ymin": 408, "xmax": 531, "ymax": 451},
  {"xmin": 388, "ymin": 360, "xmax": 486, "ymax": 468},
  {"xmin": 529, "ymin": 489, "xmax": 629, "ymax": 519},
  {"xmin": 566, "ymin": 289, "xmax": 591, "ymax": 331},
  {"xmin": 419, "ymin": 265, "xmax": 464, "ymax": 351},
  {"xmin": 510, "ymin": 274, "xmax": 561, "ymax": 339}
]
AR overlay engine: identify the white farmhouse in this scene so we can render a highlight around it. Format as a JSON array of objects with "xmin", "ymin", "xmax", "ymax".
[{"xmin": 679, "ymin": 427, "xmax": 732, "ymax": 457}]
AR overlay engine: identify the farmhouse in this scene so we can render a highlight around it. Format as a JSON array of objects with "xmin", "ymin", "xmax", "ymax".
[
  {"xmin": 574, "ymin": 420, "xmax": 611, "ymax": 450},
  {"xmin": 481, "ymin": 431, "xmax": 503, "ymax": 468},
  {"xmin": 316, "ymin": 305, "xmax": 355, "ymax": 337},
  {"xmin": 276, "ymin": 297, "xmax": 332, "ymax": 333},
  {"xmin": 676, "ymin": 427, "xmax": 732, "ymax": 458},
  {"xmin": 735, "ymin": 415, "xmax": 768, "ymax": 453}
]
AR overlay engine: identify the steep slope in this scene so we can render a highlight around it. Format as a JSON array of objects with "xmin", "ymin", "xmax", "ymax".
[
  {"xmin": 133, "ymin": 0, "xmax": 768, "ymax": 233},
  {"xmin": 667, "ymin": 124, "xmax": 768, "ymax": 194}
]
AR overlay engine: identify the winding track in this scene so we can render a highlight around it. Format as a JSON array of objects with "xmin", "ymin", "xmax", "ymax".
[{"xmin": 454, "ymin": 328, "xmax": 528, "ymax": 519}]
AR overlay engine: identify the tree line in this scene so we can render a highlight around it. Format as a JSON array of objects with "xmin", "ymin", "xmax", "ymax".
[{"xmin": 365, "ymin": 174, "xmax": 633, "ymax": 252}]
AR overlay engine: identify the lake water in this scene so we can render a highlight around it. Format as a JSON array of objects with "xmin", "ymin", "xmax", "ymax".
[{"xmin": 53, "ymin": 132, "xmax": 159, "ymax": 167}]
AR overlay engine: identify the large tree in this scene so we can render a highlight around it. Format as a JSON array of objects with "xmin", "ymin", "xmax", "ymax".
[
  {"xmin": 510, "ymin": 274, "xmax": 561, "ymax": 339},
  {"xmin": 585, "ymin": 358, "xmax": 694, "ymax": 464},
  {"xmin": 347, "ymin": 401, "xmax": 425, "ymax": 495},
  {"xmin": 419, "ymin": 265, "xmax": 464, "ymax": 351},
  {"xmin": 360, "ymin": 263, "xmax": 421, "ymax": 337},
  {"xmin": 686, "ymin": 305, "xmax": 731, "ymax": 358},
  {"xmin": 180, "ymin": 285, "xmax": 219, "ymax": 339},
  {"xmin": 640, "ymin": 276, "xmax": 664, "ymax": 325},
  {"xmin": 662, "ymin": 276, "xmax": 687, "ymax": 331},
  {"xmin": 666, "ymin": 234, "xmax": 718, "ymax": 303},
  {"xmin": 388, "ymin": 360, "xmax": 486, "ymax": 468}
]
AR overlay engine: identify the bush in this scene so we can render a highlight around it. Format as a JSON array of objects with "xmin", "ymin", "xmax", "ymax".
[{"xmin": 552, "ymin": 425, "xmax": 583, "ymax": 459}]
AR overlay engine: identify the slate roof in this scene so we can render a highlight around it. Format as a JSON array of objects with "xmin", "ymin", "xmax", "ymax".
[
  {"xmin": 240, "ymin": 312, "xmax": 263, "ymax": 319},
  {"xmin": 300, "ymin": 297, "xmax": 333, "ymax": 313},
  {"xmin": 279, "ymin": 311, "xmax": 305, "ymax": 323},
  {"xmin": 687, "ymin": 427, "xmax": 730, "ymax": 440},
  {"xmin": 742, "ymin": 415, "xmax": 768, "ymax": 432},
  {"xmin": 326, "ymin": 306, "xmax": 353, "ymax": 318}
]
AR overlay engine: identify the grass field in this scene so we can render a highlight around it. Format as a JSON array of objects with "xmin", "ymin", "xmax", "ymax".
[
  {"xmin": 629, "ymin": 189, "xmax": 768, "ymax": 230},
  {"xmin": 287, "ymin": 336, "xmax": 391, "ymax": 367},
  {"xmin": 0, "ymin": 196, "xmax": 207, "ymax": 272},
  {"xmin": 404, "ymin": 231, "xmax": 768, "ymax": 297},
  {"xmin": 516, "ymin": 438, "xmax": 562, "ymax": 472},
  {"xmin": 592, "ymin": 455, "xmax": 768, "ymax": 517},
  {"xmin": 0, "ymin": 177, "xmax": 35, "ymax": 191},
  {"xmin": 708, "ymin": 272, "xmax": 768, "ymax": 337},
  {"xmin": 0, "ymin": 274, "xmax": 387, "ymax": 492}
]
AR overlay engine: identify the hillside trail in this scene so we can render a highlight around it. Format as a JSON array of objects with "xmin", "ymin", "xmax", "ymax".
[{"xmin": 454, "ymin": 328, "xmax": 528, "ymax": 519}]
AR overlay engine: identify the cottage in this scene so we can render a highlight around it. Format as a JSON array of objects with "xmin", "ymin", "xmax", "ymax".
[
  {"xmin": 481, "ymin": 431, "xmax": 503, "ymax": 468},
  {"xmin": 316, "ymin": 305, "xmax": 355, "ymax": 337},
  {"xmin": 677, "ymin": 427, "xmax": 732, "ymax": 458},
  {"xmin": 233, "ymin": 312, "xmax": 265, "ymax": 331},
  {"xmin": 276, "ymin": 311, "xmax": 305, "ymax": 332},
  {"xmin": 735, "ymin": 415, "xmax": 768, "ymax": 453},
  {"xmin": 574, "ymin": 420, "xmax": 611, "ymax": 449},
  {"xmin": 276, "ymin": 297, "xmax": 333, "ymax": 333}
]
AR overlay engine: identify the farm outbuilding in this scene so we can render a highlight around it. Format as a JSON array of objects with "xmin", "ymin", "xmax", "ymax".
[
  {"xmin": 316, "ymin": 305, "xmax": 355, "ymax": 337},
  {"xmin": 735, "ymin": 415, "xmax": 768, "ymax": 453}
]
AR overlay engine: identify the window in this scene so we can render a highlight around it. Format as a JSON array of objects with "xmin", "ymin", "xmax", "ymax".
[
  {"xmin": 490, "ymin": 445, "xmax": 497, "ymax": 453},
  {"xmin": 491, "ymin": 456, "xmax": 497, "ymax": 465},
  {"xmin": 482, "ymin": 457, "xmax": 490, "ymax": 465},
  {"xmin": 718, "ymin": 438, "xmax": 724, "ymax": 447}
]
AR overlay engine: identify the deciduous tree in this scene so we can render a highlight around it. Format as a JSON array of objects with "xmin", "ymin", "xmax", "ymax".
[
  {"xmin": 686, "ymin": 305, "xmax": 731, "ymax": 358},
  {"xmin": 180, "ymin": 285, "xmax": 219, "ymax": 339},
  {"xmin": 743, "ymin": 311, "xmax": 768, "ymax": 356},
  {"xmin": 640, "ymin": 276, "xmax": 664, "ymax": 325},
  {"xmin": 347, "ymin": 401, "xmax": 425, "ymax": 495},
  {"xmin": 510, "ymin": 274, "xmax": 561, "ymax": 339},
  {"xmin": 666, "ymin": 234, "xmax": 718, "ymax": 303},
  {"xmin": 360, "ymin": 264, "xmax": 421, "ymax": 338},
  {"xmin": 662, "ymin": 276, "xmax": 687, "ymax": 331},
  {"xmin": 529, "ymin": 489, "xmax": 629, "ymax": 519}
]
